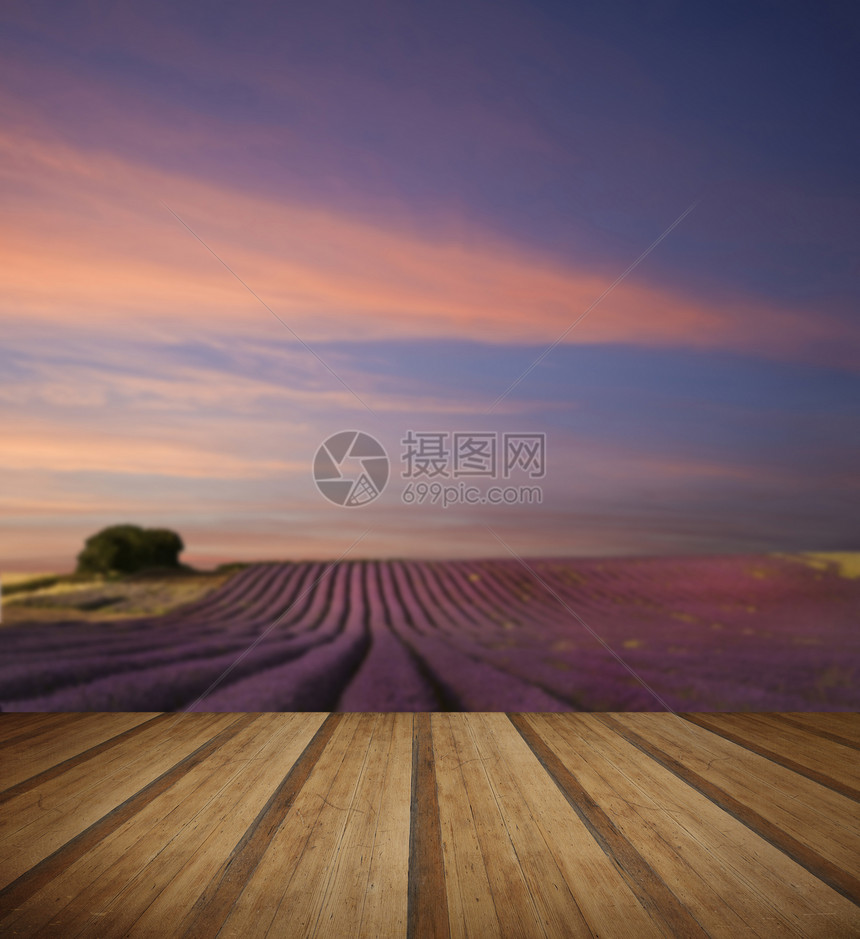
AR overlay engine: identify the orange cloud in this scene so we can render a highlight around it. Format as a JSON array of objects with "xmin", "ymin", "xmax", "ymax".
[
  {"xmin": 0, "ymin": 425, "xmax": 303, "ymax": 479},
  {"xmin": 1, "ymin": 127, "xmax": 854, "ymax": 368}
]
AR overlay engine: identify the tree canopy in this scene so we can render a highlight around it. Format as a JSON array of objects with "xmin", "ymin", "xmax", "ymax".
[{"xmin": 76, "ymin": 524, "xmax": 184, "ymax": 575}]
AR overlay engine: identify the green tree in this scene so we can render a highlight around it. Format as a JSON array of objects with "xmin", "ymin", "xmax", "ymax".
[
  {"xmin": 76, "ymin": 524, "xmax": 184, "ymax": 575},
  {"xmin": 143, "ymin": 528, "xmax": 185, "ymax": 568}
]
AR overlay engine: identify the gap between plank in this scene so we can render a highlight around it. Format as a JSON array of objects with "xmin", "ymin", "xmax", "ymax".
[
  {"xmin": 508, "ymin": 713, "xmax": 708, "ymax": 939},
  {"xmin": 681, "ymin": 714, "xmax": 860, "ymax": 801},
  {"xmin": 407, "ymin": 712, "xmax": 450, "ymax": 939},
  {"xmin": 598, "ymin": 713, "xmax": 860, "ymax": 907},
  {"xmin": 177, "ymin": 712, "xmax": 342, "ymax": 937},
  {"xmin": 0, "ymin": 714, "xmax": 173, "ymax": 807},
  {"xmin": 0, "ymin": 713, "xmax": 258, "ymax": 914}
]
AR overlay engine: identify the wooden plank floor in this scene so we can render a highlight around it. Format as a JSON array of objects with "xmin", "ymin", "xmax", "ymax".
[{"xmin": 0, "ymin": 713, "xmax": 857, "ymax": 937}]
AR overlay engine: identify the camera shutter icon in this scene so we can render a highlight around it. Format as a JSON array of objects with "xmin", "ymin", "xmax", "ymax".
[{"xmin": 313, "ymin": 431, "xmax": 389, "ymax": 506}]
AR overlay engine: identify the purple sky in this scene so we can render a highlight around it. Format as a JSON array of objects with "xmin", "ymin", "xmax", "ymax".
[{"xmin": 1, "ymin": 0, "xmax": 858, "ymax": 569}]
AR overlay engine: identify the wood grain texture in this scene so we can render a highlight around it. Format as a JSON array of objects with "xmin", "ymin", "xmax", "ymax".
[
  {"xmin": 0, "ymin": 712, "xmax": 856, "ymax": 938},
  {"xmin": 408, "ymin": 712, "xmax": 449, "ymax": 939},
  {"xmin": 0, "ymin": 713, "xmax": 169, "ymax": 807},
  {"xmin": 510, "ymin": 713, "xmax": 707, "ymax": 938},
  {"xmin": 0, "ymin": 714, "xmax": 92, "ymax": 750},
  {"xmin": 602, "ymin": 712, "xmax": 860, "ymax": 906},
  {"xmin": 683, "ymin": 712, "xmax": 860, "ymax": 799},
  {"xmin": 772, "ymin": 712, "xmax": 860, "ymax": 750},
  {"xmin": 178, "ymin": 711, "xmax": 336, "ymax": 937},
  {"xmin": 0, "ymin": 712, "xmax": 159, "ymax": 789},
  {"xmin": 0, "ymin": 713, "xmax": 243, "ymax": 894}
]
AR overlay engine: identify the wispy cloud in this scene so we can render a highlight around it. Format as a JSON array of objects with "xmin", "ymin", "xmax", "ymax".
[
  {"xmin": 1, "ymin": 2, "xmax": 856, "ymax": 571},
  {"xmin": 2, "ymin": 126, "xmax": 855, "ymax": 369},
  {"xmin": 0, "ymin": 427, "xmax": 303, "ymax": 479}
]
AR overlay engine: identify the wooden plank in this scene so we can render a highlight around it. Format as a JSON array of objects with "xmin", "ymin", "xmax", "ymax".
[
  {"xmin": 0, "ymin": 714, "xmax": 89, "ymax": 749},
  {"xmin": 0, "ymin": 712, "xmax": 159, "ymax": 788},
  {"xmin": 603, "ymin": 713, "xmax": 860, "ymax": 906},
  {"xmin": 0, "ymin": 714, "xmax": 290, "ymax": 936},
  {"xmin": 447, "ymin": 712, "xmax": 546, "ymax": 936},
  {"xmin": 683, "ymin": 713, "xmax": 860, "ymax": 799},
  {"xmin": 259, "ymin": 713, "xmax": 380, "ymax": 937},
  {"xmin": 358, "ymin": 713, "xmax": 413, "ymax": 938},
  {"xmin": 772, "ymin": 713, "xmax": 860, "ymax": 751},
  {"xmin": 0, "ymin": 714, "xmax": 250, "ymax": 911},
  {"xmin": 531, "ymin": 714, "xmax": 763, "ymax": 937},
  {"xmin": 553, "ymin": 714, "xmax": 860, "ymax": 936},
  {"xmin": 511, "ymin": 713, "xmax": 708, "ymax": 938},
  {"xmin": 0, "ymin": 714, "xmax": 52, "ymax": 745},
  {"xmin": 124, "ymin": 713, "xmax": 326, "ymax": 937},
  {"xmin": 407, "ymin": 712, "xmax": 449, "ymax": 939},
  {"xmin": 310, "ymin": 714, "xmax": 394, "ymax": 935},
  {"xmin": 0, "ymin": 713, "xmax": 232, "ymax": 873},
  {"xmin": 433, "ymin": 712, "xmax": 502, "ymax": 938},
  {"xmin": 465, "ymin": 713, "xmax": 596, "ymax": 938},
  {"xmin": 0, "ymin": 710, "xmax": 857, "ymax": 937},
  {"xmin": 195, "ymin": 712, "xmax": 369, "ymax": 937},
  {"xmin": 176, "ymin": 712, "xmax": 342, "ymax": 937},
  {"xmin": 314, "ymin": 714, "xmax": 411, "ymax": 938},
  {"xmin": 0, "ymin": 713, "xmax": 171, "ymax": 806}
]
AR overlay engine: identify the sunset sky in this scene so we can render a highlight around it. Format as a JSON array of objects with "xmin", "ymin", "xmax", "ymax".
[{"xmin": 1, "ymin": 0, "xmax": 858, "ymax": 570}]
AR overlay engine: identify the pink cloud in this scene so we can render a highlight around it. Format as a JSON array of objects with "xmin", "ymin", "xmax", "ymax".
[
  {"xmin": 0, "ymin": 424, "xmax": 303, "ymax": 479},
  {"xmin": 1, "ymin": 124, "xmax": 855, "ymax": 369}
]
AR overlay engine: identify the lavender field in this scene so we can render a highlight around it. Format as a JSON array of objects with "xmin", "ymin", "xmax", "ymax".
[{"xmin": 1, "ymin": 555, "xmax": 857, "ymax": 712}]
